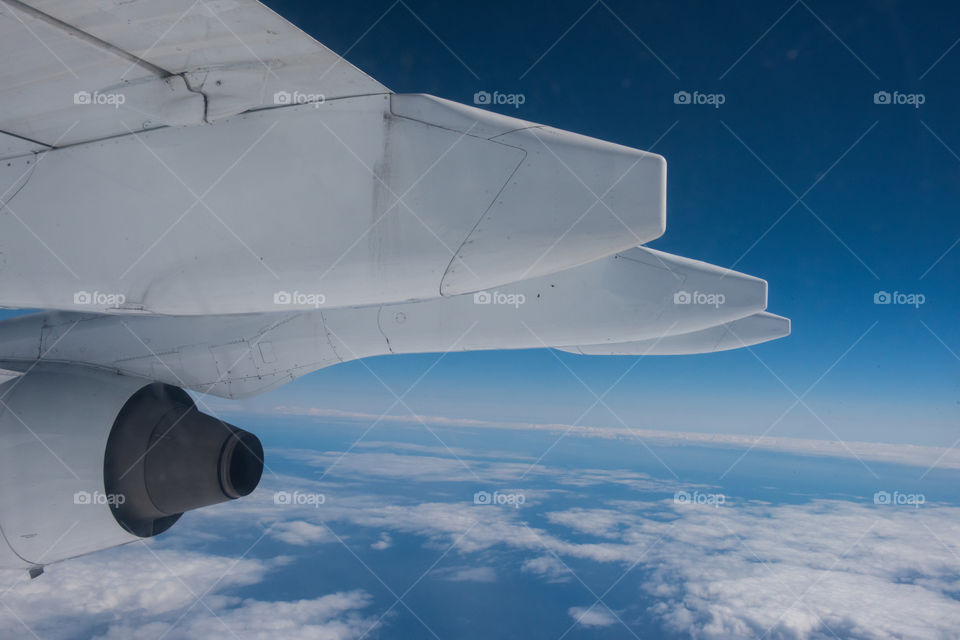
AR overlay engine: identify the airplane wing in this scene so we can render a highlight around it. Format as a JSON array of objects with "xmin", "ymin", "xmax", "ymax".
[
  {"xmin": 558, "ymin": 312, "xmax": 791, "ymax": 356},
  {"xmin": 0, "ymin": 247, "xmax": 774, "ymax": 398},
  {"xmin": 0, "ymin": 1, "xmax": 790, "ymax": 571},
  {"xmin": 0, "ymin": 0, "xmax": 386, "ymax": 155}
]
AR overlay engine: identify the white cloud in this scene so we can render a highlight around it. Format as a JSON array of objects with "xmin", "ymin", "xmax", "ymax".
[
  {"xmin": 289, "ymin": 450, "xmax": 487, "ymax": 483},
  {"xmin": 436, "ymin": 566, "xmax": 497, "ymax": 583},
  {"xmin": 568, "ymin": 605, "xmax": 617, "ymax": 628},
  {"xmin": 270, "ymin": 520, "xmax": 336, "ymax": 546},
  {"xmin": 261, "ymin": 405, "xmax": 960, "ymax": 470},
  {"xmin": 545, "ymin": 508, "xmax": 629, "ymax": 538},
  {"xmin": 95, "ymin": 591, "xmax": 378, "ymax": 640},
  {"xmin": 370, "ymin": 533, "xmax": 392, "ymax": 550},
  {"xmin": 4, "ymin": 437, "xmax": 958, "ymax": 640},
  {"xmin": 0, "ymin": 546, "xmax": 270, "ymax": 622},
  {"xmin": 354, "ymin": 441, "xmax": 532, "ymax": 461},
  {"xmin": 275, "ymin": 448, "xmax": 679, "ymax": 492},
  {"xmin": 270, "ymin": 406, "xmax": 506, "ymax": 430},
  {"xmin": 634, "ymin": 501, "xmax": 960, "ymax": 639},
  {"xmin": 257, "ymin": 479, "xmax": 960, "ymax": 639},
  {"xmin": 0, "ymin": 544, "xmax": 376, "ymax": 640},
  {"xmin": 176, "ymin": 445, "xmax": 960, "ymax": 639},
  {"xmin": 521, "ymin": 556, "xmax": 571, "ymax": 583}
]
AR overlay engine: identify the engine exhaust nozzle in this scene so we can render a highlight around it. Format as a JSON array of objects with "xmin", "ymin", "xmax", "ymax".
[{"xmin": 104, "ymin": 384, "xmax": 264, "ymax": 537}]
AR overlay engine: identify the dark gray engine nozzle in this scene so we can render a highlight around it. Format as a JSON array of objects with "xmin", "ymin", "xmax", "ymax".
[{"xmin": 103, "ymin": 384, "xmax": 264, "ymax": 537}]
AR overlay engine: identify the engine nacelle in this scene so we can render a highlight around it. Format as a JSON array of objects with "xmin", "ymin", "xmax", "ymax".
[{"xmin": 0, "ymin": 367, "xmax": 263, "ymax": 570}]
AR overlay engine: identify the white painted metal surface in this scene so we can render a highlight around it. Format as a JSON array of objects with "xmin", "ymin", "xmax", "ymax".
[
  {"xmin": 0, "ymin": 367, "xmax": 142, "ymax": 567},
  {"xmin": 0, "ymin": 95, "xmax": 667, "ymax": 315},
  {"xmin": 560, "ymin": 312, "xmax": 791, "ymax": 356},
  {"xmin": 0, "ymin": 0, "xmax": 386, "ymax": 152},
  {"xmin": 0, "ymin": 247, "xmax": 773, "ymax": 399}
]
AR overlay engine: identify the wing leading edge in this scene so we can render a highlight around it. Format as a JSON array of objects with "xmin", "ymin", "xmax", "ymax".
[{"xmin": 0, "ymin": 0, "xmax": 386, "ymax": 156}]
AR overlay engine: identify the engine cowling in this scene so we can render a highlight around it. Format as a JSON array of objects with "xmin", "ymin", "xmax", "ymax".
[{"xmin": 0, "ymin": 366, "xmax": 263, "ymax": 570}]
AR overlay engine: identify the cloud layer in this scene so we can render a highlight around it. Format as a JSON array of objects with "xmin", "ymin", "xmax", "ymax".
[
  {"xmin": 0, "ymin": 547, "xmax": 378, "ymax": 640},
  {"xmin": 261, "ymin": 404, "xmax": 960, "ymax": 471},
  {"xmin": 3, "ymin": 437, "xmax": 959, "ymax": 639}
]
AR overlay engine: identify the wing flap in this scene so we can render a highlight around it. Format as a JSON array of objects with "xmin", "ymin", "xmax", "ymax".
[{"xmin": 559, "ymin": 312, "xmax": 791, "ymax": 356}]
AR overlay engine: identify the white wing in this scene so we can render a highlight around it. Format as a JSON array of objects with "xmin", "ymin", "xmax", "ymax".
[
  {"xmin": 0, "ymin": 2, "xmax": 791, "ymax": 392},
  {"xmin": 0, "ymin": 0, "xmax": 386, "ymax": 156},
  {"xmin": 0, "ymin": 248, "xmax": 774, "ymax": 398}
]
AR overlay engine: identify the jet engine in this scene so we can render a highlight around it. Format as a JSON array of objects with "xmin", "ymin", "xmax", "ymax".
[{"xmin": 0, "ymin": 366, "xmax": 263, "ymax": 571}]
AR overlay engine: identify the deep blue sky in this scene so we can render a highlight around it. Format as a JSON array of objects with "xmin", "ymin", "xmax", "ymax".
[{"xmin": 4, "ymin": 1, "xmax": 959, "ymax": 445}]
